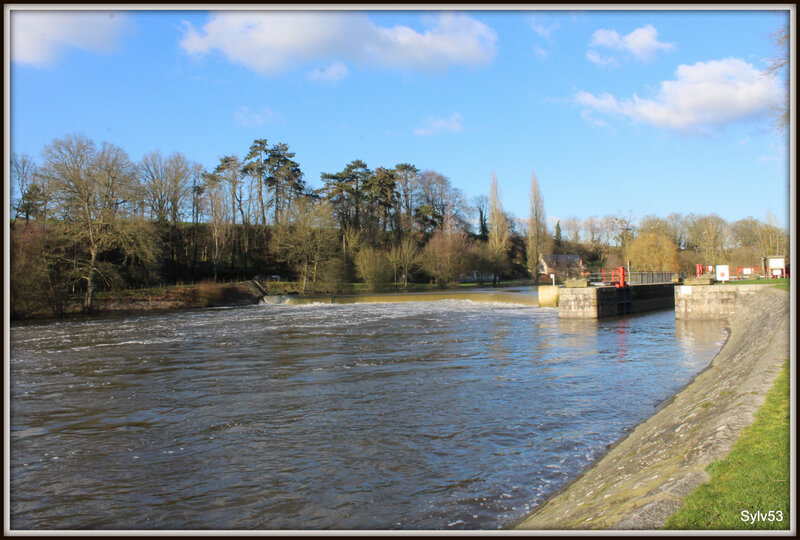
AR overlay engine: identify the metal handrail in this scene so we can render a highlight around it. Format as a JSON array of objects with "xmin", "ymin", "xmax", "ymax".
[{"xmin": 580, "ymin": 271, "xmax": 680, "ymax": 286}]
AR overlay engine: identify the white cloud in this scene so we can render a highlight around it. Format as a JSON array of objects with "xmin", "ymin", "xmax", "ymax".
[
  {"xmin": 575, "ymin": 58, "xmax": 782, "ymax": 133},
  {"xmin": 580, "ymin": 110, "xmax": 610, "ymax": 129},
  {"xmin": 308, "ymin": 62, "xmax": 349, "ymax": 83},
  {"xmin": 234, "ymin": 106, "xmax": 279, "ymax": 127},
  {"xmin": 533, "ymin": 46, "xmax": 548, "ymax": 59},
  {"xmin": 414, "ymin": 112, "xmax": 463, "ymax": 136},
  {"xmin": 586, "ymin": 50, "xmax": 619, "ymax": 67},
  {"xmin": 590, "ymin": 28, "xmax": 623, "ymax": 49},
  {"xmin": 11, "ymin": 10, "xmax": 129, "ymax": 66},
  {"xmin": 528, "ymin": 16, "xmax": 559, "ymax": 40},
  {"xmin": 180, "ymin": 12, "xmax": 497, "ymax": 76},
  {"xmin": 623, "ymin": 25, "xmax": 675, "ymax": 61},
  {"xmin": 575, "ymin": 91, "xmax": 622, "ymax": 115},
  {"xmin": 588, "ymin": 24, "xmax": 674, "ymax": 64}
]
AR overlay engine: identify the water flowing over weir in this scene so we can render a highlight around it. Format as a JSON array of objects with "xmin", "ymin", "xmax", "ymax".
[{"xmin": 10, "ymin": 296, "xmax": 728, "ymax": 530}]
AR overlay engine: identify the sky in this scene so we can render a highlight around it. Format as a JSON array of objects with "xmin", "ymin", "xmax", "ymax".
[{"xmin": 5, "ymin": 6, "xmax": 794, "ymax": 230}]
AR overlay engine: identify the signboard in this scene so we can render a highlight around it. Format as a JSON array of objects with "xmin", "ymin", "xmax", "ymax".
[
  {"xmin": 768, "ymin": 257, "xmax": 785, "ymax": 269},
  {"xmin": 716, "ymin": 265, "xmax": 730, "ymax": 282},
  {"xmin": 743, "ymin": 267, "xmax": 752, "ymax": 275}
]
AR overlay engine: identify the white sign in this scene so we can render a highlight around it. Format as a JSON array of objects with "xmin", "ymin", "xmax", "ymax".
[
  {"xmin": 716, "ymin": 265, "xmax": 730, "ymax": 282},
  {"xmin": 743, "ymin": 268, "xmax": 752, "ymax": 275},
  {"xmin": 768, "ymin": 257, "xmax": 785, "ymax": 269},
  {"xmin": 772, "ymin": 269, "xmax": 783, "ymax": 277}
]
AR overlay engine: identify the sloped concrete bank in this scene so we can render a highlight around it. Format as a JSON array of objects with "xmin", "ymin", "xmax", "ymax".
[{"xmin": 514, "ymin": 287, "xmax": 790, "ymax": 530}]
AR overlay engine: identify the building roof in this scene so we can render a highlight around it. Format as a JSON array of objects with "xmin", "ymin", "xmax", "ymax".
[{"xmin": 541, "ymin": 254, "xmax": 584, "ymax": 267}]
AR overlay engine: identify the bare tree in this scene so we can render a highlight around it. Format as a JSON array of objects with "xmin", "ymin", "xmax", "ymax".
[
  {"xmin": 611, "ymin": 212, "xmax": 636, "ymax": 250},
  {"xmin": 40, "ymin": 134, "xmax": 152, "ymax": 311},
  {"xmin": 763, "ymin": 24, "xmax": 789, "ymax": 130},
  {"xmin": 202, "ymin": 171, "xmax": 231, "ymax": 281},
  {"xmin": 582, "ymin": 216, "xmax": 602, "ymax": 250},
  {"xmin": 414, "ymin": 170, "xmax": 469, "ymax": 233},
  {"xmin": 394, "ymin": 163, "xmax": 420, "ymax": 233},
  {"xmin": 420, "ymin": 228, "xmax": 471, "ymax": 286},
  {"xmin": 387, "ymin": 236, "xmax": 420, "ymax": 286},
  {"xmin": 272, "ymin": 197, "xmax": 338, "ymax": 293},
  {"xmin": 757, "ymin": 210, "xmax": 787, "ymax": 258},
  {"xmin": 695, "ymin": 213, "xmax": 728, "ymax": 265},
  {"xmin": 138, "ymin": 150, "xmax": 171, "ymax": 222},
  {"xmin": 164, "ymin": 152, "xmax": 192, "ymax": 224}
]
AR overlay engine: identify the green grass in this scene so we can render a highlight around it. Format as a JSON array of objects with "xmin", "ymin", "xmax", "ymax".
[
  {"xmin": 723, "ymin": 278, "xmax": 789, "ymax": 286},
  {"xmin": 663, "ymin": 361, "xmax": 790, "ymax": 530},
  {"xmin": 719, "ymin": 277, "xmax": 790, "ymax": 291}
]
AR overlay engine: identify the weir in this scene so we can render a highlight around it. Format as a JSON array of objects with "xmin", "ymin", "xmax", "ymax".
[
  {"xmin": 259, "ymin": 289, "xmax": 540, "ymax": 307},
  {"xmin": 259, "ymin": 279, "xmax": 773, "ymax": 321}
]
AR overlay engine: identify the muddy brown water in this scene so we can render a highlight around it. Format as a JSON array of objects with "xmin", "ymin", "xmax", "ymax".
[{"xmin": 9, "ymin": 296, "xmax": 727, "ymax": 530}]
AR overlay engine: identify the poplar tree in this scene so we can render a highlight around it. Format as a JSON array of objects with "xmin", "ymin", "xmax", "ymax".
[
  {"xmin": 526, "ymin": 173, "xmax": 546, "ymax": 282},
  {"xmin": 488, "ymin": 173, "xmax": 510, "ymax": 285}
]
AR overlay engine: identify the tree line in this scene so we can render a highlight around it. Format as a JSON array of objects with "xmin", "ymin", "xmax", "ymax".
[{"xmin": 9, "ymin": 133, "xmax": 789, "ymax": 318}]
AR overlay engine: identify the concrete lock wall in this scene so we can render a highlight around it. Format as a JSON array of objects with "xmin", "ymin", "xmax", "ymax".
[
  {"xmin": 558, "ymin": 284, "xmax": 675, "ymax": 319},
  {"xmin": 674, "ymin": 284, "xmax": 776, "ymax": 319},
  {"xmin": 537, "ymin": 285, "xmax": 561, "ymax": 308}
]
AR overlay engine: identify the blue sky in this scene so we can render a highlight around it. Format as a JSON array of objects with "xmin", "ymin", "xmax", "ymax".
[{"xmin": 7, "ymin": 7, "xmax": 792, "ymax": 229}]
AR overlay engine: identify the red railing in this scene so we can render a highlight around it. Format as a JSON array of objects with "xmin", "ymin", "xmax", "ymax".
[{"xmin": 696, "ymin": 264, "xmax": 774, "ymax": 280}]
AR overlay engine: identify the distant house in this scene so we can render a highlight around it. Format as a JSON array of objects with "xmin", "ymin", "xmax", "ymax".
[{"xmin": 539, "ymin": 254, "xmax": 586, "ymax": 278}]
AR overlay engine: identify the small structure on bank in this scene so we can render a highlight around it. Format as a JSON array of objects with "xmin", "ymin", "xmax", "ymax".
[
  {"xmin": 694, "ymin": 255, "xmax": 789, "ymax": 281},
  {"xmin": 538, "ymin": 254, "xmax": 586, "ymax": 281}
]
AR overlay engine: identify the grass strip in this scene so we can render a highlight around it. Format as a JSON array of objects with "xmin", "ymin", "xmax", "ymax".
[
  {"xmin": 722, "ymin": 278, "xmax": 789, "ymax": 286},
  {"xmin": 663, "ymin": 361, "xmax": 790, "ymax": 530}
]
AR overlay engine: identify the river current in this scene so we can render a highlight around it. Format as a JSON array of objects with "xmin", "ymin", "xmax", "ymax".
[{"xmin": 9, "ymin": 298, "xmax": 727, "ymax": 530}]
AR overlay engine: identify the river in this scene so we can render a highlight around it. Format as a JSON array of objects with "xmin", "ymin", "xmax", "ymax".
[{"xmin": 9, "ymin": 298, "xmax": 727, "ymax": 530}]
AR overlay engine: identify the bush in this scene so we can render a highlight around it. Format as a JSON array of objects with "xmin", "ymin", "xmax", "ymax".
[
  {"xmin": 195, "ymin": 281, "xmax": 226, "ymax": 307},
  {"xmin": 318, "ymin": 257, "xmax": 354, "ymax": 294},
  {"xmin": 354, "ymin": 248, "xmax": 392, "ymax": 290}
]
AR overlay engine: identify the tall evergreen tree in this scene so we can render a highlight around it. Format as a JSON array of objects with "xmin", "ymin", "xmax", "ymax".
[
  {"xmin": 265, "ymin": 142, "xmax": 304, "ymax": 225},
  {"xmin": 242, "ymin": 138, "xmax": 269, "ymax": 226}
]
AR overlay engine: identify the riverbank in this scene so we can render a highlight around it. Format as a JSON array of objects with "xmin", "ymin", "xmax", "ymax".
[
  {"xmin": 513, "ymin": 286, "xmax": 790, "ymax": 530},
  {"xmin": 11, "ymin": 280, "xmax": 539, "ymax": 321},
  {"xmin": 10, "ymin": 282, "xmax": 264, "ymax": 321}
]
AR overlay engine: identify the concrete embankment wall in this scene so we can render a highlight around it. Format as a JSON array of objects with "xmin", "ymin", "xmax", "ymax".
[
  {"xmin": 558, "ymin": 284, "xmax": 675, "ymax": 318},
  {"xmin": 675, "ymin": 283, "xmax": 777, "ymax": 319},
  {"xmin": 514, "ymin": 286, "xmax": 789, "ymax": 530}
]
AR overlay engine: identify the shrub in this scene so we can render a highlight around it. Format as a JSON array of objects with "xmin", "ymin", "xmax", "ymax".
[{"xmin": 354, "ymin": 248, "xmax": 392, "ymax": 290}]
